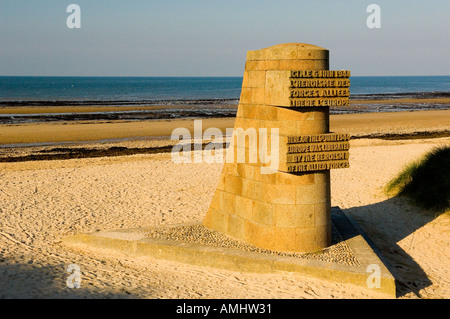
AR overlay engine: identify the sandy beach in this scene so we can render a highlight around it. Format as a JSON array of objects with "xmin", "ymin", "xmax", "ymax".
[{"xmin": 0, "ymin": 107, "xmax": 449, "ymax": 299}]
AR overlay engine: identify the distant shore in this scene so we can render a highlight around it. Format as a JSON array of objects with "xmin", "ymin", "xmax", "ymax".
[
  {"xmin": 1, "ymin": 96, "xmax": 449, "ymax": 114},
  {"xmin": 0, "ymin": 94, "xmax": 449, "ymax": 125}
]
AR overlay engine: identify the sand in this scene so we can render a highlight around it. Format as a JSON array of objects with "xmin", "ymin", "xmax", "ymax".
[
  {"xmin": 0, "ymin": 118, "xmax": 235, "ymax": 145},
  {"xmin": 330, "ymin": 110, "xmax": 450, "ymax": 137},
  {"xmin": 0, "ymin": 109, "xmax": 449, "ymax": 145},
  {"xmin": 0, "ymin": 108, "xmax": 449, "ymax": 299},
  {"xmin": 0, "ymin": 137, "xmax": 449, "ymax": 298}
]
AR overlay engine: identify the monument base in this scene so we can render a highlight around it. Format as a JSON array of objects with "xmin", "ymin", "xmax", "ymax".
[{"xmin": 62, "ymin": 207, "xmax": 397, "ymax": 297}]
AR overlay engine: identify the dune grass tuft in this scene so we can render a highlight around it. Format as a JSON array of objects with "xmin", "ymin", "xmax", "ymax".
[{"xmin": 385, "ymin": 145, "xmax": 450, "ymax": 214}]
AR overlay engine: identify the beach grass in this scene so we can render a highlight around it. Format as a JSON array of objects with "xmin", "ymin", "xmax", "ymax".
[{"xmin": 385, "ymin": 145, "xmax": 450, "ymax": 214}]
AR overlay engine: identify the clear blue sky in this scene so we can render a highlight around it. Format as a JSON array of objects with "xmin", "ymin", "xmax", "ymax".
[{"xmin": 0, "ymin": 0, "xmax": 449, "ymax": 76}]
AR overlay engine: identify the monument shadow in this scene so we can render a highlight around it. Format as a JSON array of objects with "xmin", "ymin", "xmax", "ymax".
[
  {"xmin": 0, "ymin": 262, "xmax": 141, "ymax": 299},
  {"xmin": 341, "ymin": 195, "xmax": 440, "ymax": 298}
]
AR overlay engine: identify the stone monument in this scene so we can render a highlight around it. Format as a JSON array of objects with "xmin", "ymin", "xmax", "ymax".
[
  {"xmin": 202, "ymin": 43, "xmax": 351, "ymax": 253},
  {"xmin": 62, "ymin": 45, "xmax": 397, "ymax": 295}
]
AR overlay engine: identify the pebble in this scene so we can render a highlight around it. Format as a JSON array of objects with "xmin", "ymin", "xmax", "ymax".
[{"xmin": 145, "ymin": 224, "xmax": 360, "ymax": 266}]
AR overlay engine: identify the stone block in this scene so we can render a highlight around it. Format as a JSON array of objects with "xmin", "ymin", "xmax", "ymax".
[
  {"xmin": 233, "ymin": 145, "xmax": 258, "ymax": 165},
  {"xmin": 275, "ymin": 171, "xmax": 315, "ymax": 185},
  {"xmin": 257, "ymin": 170, "xmax": 277, "ymax": 184},
  {"xmin": 295, "ymin": 225, "xmax": 331, "ymax": 252},
  {"xmin": 247, "ymin": 70, "xmax": 266, "ymax": 88},
  {"xmin": 244, "ymin": 220, "xmax": 275, "ymax": 248},
  {"xmin": 220, "ymin": 191, "xmax": 236, "ymax": 215},
  {"xmin": 296, "ymin": 183, "xmax": 329, "ymax": 205},
  {"xmin": 252, "ymin": 200, "xmax": 275, "ymax": 226},
  {"xmin": 202, "ymin": 206, "xmax": 214, "ymax": 229},
  {"xmin": 314, "ymin": 202, "xmax": 331, "ymax": 227},
  {"xmin": 222, "ymin": 163, "xmax": 238, "ymax": 176},
  {"xmin": 265, "ymin": 70, "xmax": 291, "ymax": 107},
  {"xmin": 242, "ymin": 71, "xmax": 250, "ymax": 88},
  {"xmin": 296, "ymin": 116, "xmax": 329, "ymax": 134},
  {"xmin": 258, "ymin": 119, "xmax": 298, "ymax": 136},
  {"xmin": 216, "ymin": 174, "xmax": 226, "ymax": 191},
  {"xmin": 270, "ymin": 227, "xmax": 300, "ymax": 252},
  {"xmin": 251, "ymin": 87, "xmax": 266, "ymax": 104},
  {"xmin": 227, "ymin": 214, "xmax": 245, "ymax": 240},
  {"xmin": 259, "ymin": 105, "xmax": 278, "ymax": 121},
  {"xmin": 262, "ymin": 183, "xmax": 296, "ymax": 205},
  {"xmin": 275, "ymin": 203, "xmax": 315, "ymax": 228},
  {"xmin": 245, "ymin": 60, "xmax": 280, "ymax": 71},
  {"xmin": 204, "ymin": 208, "xmax": 229, "ymax": 234},
  {"xmin": 208, "ymin": 190, "xmax": 221, "ymax": 211},
  {"xmin": 242, "ymin": 104, "xmax": 261, "ymax": 119},
  {"xmin": 235, "ymin": 195, "xmax": 254, "ymax": 220},
  {"xmin": 279, "ymin": 59, "xmax": 328, "ymax": 70},
  {"xmin": 275, "ymin": 107, "xmax": 310, "ymax": 122},
  {"xmin": 241, "ymin": 178, "xmax": 262, "ymax": 201},
  {"xmin": 239, "ymin": 87, "xmax": 252, "ymax": 104},
  {"xmin": 235, "ymin": 104, "xmax": 245, "ymax": 118},
  {"xmin": 223, "ymin": 174, "xmax": 243, "ymax": 196}
]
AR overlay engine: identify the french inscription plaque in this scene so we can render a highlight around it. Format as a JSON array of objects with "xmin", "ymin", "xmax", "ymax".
[{"xmin": 289, "ymin": 70, "xmax": 351, "ymax": 107}]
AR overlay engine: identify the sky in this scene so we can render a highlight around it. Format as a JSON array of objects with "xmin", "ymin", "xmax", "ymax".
[{"xmin": 0, "ymin": 0, "xmax": 449, "ymax": 76}]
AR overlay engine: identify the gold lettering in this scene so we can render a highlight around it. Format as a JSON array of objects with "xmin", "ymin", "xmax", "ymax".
[
  {"xmin": 289, "ymin": 97, "xmax": 350, "ymax": 107},
  {"xmin": 287, "ymin": 160, "xmax": 350, "ymax": 172},
  {"xmin": 290, "ymin": 70, "xmax": 351, "ymax": 78}
]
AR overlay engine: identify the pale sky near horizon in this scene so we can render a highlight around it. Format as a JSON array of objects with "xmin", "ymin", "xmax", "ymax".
[{"xmin": 0, "ymin": 0, "xmax": 449, "ymax": 76}]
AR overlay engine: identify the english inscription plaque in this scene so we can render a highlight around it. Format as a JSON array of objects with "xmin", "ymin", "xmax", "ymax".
[{"xmin": 286, "ymin": 133, "xmax": 350, "ymax": 173}]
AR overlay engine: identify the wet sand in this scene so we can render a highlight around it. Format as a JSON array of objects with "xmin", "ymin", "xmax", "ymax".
[
  {"xmin": 0, "ymin": 109, "xmax": 449, "ymax": 146},
  {"xmin": 1, "ymin": 97, "xmax": 449, "ymax": 114},
  {"xmin": 350, "ymin": 97, "xmax": 450, "ymax": 104}
]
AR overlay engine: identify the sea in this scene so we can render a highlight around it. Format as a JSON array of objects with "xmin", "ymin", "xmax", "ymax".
[{"xmin": 0, "ymin": 76, "xmax": 449, "ymax": 124}]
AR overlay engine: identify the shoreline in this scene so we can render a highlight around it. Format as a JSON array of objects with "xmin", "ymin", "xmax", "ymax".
[
  {"xmin": 1, "ymin": 97, "xmax": 449, "ymax": 115},
  {"xmin": 0, "ymin": 104, "xmax": 238, "ymax": 115},
  {"xmin": 0, "ymin": 109, "xmax": 449, "ymax": 146},
  {"xmin": 0, "ymin": 96, "xmax": 449, "ymax": 125}
]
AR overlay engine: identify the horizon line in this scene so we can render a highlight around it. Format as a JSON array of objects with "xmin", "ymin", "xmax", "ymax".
[{"xmin": 1, "ymin": 74, "xmax": 450, "ymax": 78}]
